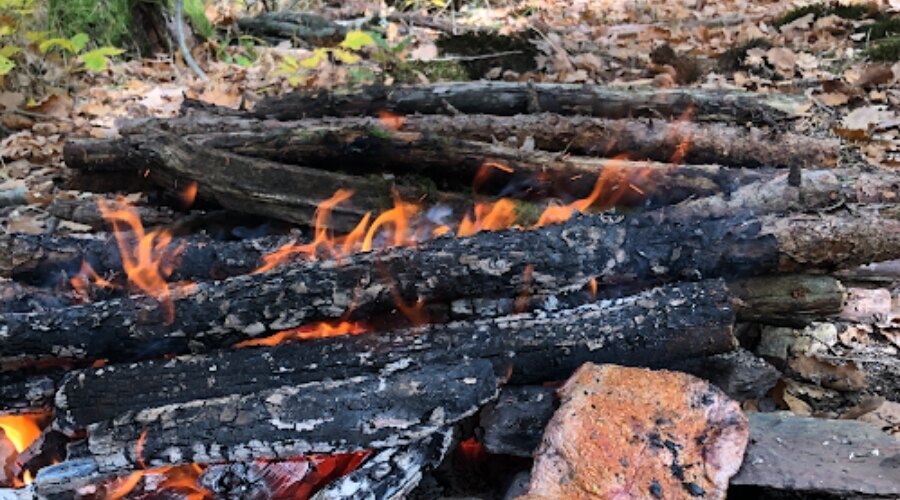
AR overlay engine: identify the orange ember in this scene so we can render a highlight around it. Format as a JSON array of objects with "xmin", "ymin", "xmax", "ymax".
[
  {"xmin": 377, "ymin": 110, "xmax": 405, "ymax": 131},
  {"xmin": 180, "ymin": 181, "xmax": 198, "ymax": 208},
  {"xmin": 234, "ymin": 320, "xmax": 368, "ymax": 348},
  {"xmin": 97, "ymin": 198, "xmax": 184, "ymax": 324},
  {"xmin": 458, "ymin": 438, "xmax": 488, "ymax": 462},
  {"xmin": 0, "ymin": 414, "xmax": 43, "ymax": 453}
]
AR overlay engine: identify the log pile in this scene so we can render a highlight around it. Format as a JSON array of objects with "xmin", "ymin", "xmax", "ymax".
[{"xmin": 1, "ymin": 82, "xmax": 899, "ymax": 498}]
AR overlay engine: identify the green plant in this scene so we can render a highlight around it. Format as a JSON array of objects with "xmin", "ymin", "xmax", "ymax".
[
  {"xmin": 39, "ymin": 32, "xmax": 125, "ymax": 71},
  {"xmin": 860, "ymin": 16, "xmax": 900, "ymax": 41},
  {"xmin": 275, "ymin": 30, "xmax": 377, "ymax": 86},
  {"xmin": 775, "ymin": 2, "xmax": 868, "ymax": 27},
  {"xmin": 865, "ymin": 37, "xmax": 900, "ymax": 61},
  {"xmin": 47, "ymin": 0, "xmax": 133, "ymax": 48},
  {"xmin": 216, "ymin": 34, "xmax": 263, "ymax": 67}
]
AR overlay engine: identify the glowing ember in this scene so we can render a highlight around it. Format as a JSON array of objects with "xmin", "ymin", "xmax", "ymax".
[
  {"xmin": 377, "ymin": 110, "xmax": 405, "ymax": 131},
  {"xmin": 0, "ymin": 414, "xmax": 43, "ymax": 453},
  {"xmin": 97, "ymin": 198, "xmax": 184, "ymax": 324},
  {"xmin": 458, "ymin": 437, "xmax": 487, "ymax": 462},
  {"xmin": 234, "ymin": 321, "xmax": 368, "ymax": 348},
  {"xmin": 180, "ymin": 181, "xmax": 198, "ymax": 208},
  {"xmin": 588, "ymin": 277, "xmax": 598, "ymax": 299}
]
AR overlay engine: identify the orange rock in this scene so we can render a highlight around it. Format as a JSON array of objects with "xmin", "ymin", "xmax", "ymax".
[{"xmin": 520, "ymin": 363, "xmax": 748, "ymax": 500}]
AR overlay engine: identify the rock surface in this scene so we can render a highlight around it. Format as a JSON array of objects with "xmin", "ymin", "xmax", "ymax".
[{"xmin": 520, "ymin": 363, "xmax": 749, "ymax": 500}]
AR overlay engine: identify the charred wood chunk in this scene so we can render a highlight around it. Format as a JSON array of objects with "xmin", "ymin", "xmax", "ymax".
[{"xmin": 480, "ymin": 387, "xmax": 556, "ymax": 458}]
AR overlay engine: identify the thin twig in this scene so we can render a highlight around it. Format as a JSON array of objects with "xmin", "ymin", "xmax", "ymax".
[
  {"xmin": 175, "ymin": 0, "xmax": 208, "ymax": 81},
  {"xmin": 430, "ymin": 50, "xmax": 523, "ymax": 62}
]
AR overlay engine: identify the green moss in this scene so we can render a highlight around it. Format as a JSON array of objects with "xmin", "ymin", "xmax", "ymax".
[
  {"xmin": 47, "ymin": 0, "xmax": 134, "ymax": 48},
  {"xmin": 775, "ymin": 2, "xmax": 868, "ymax": 27},
  {"xmin": 865, "ymin": 37, "xmax": 900, "ymax": 61},
  {"xmin": 513, "ymin": 201, "xmax": 543, "ymax": 227},
  {"xmin": 861, "ymin": 16, "xmax": 900, "ymax": 41}
]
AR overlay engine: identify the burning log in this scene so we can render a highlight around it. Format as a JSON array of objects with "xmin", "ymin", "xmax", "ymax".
[
  {"xmin": 0, "ymin": 232, "xmax": 289, "ymax": 284},
  {"xmin": 2, "ymin": 209, "xmax": 899, "ymax": 367},
  {"xmin": 250, "ymin": 82, "xmax": 811, "ymax": 124},
  {"xmin": 73, "ymin": 359, "xmax": 498, "ymax": 475},
  {"xmin": 69, "ymin": 131, "xmax": 467, "ymax": 232},
  {"xmin": 64, "ymin": 132, "xmax": 779, "ymax": 223},
  {"xmin": 101, "ymin": 112, "xmax": 838, "ymax": 170},
  {"xmin": 55, "ymin": 280, "xmax": 735, "ymax": 431}
]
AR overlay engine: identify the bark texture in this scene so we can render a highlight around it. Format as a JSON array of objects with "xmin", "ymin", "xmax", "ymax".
[{"xmin": 252, "ymin": 82, "xmax": 811, "ymax": 124}]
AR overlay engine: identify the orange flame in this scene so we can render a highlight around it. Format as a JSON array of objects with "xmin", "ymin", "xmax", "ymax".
[
  {"xmin": 588, "ymin": 277, "xmax": 598, "ymax": 299},
  {"xmin": 362, "ymin": 195, "xmax": 419, "ymax": 252},
  {"xmin": 515, "ymin": 264, "xmax": 534, "ymax": 314},
  {"xmin": 457, "ymin": 198, "xmax": 517, "ymax": 237},
  {"xmin": 70, "ymin": 260, "xmax": 117, "ymax": 300},
  {"xmin": 668, "ymin": 103, "xmax": 695, "ymax": 165},
  {"xmin": 472, "ymin": 161, "xmax": 514, "ymax": 193},
  {"xmin": 97, "ymin": 198, "xmax": 184, "ymax": 324},
  {"xmin": 234, "ymin": 321, "xmax": 368, "ymax": 348},
  {"xmin": 105, "ymin": 465, "xmax": 211, "ymax": 500},
  {"xmin": 0, "ymin": 414, "xmax": 43, "ymax": 453}
]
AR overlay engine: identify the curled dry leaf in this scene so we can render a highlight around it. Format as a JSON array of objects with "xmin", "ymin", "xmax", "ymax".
[{"xmin": 837, "ymin": 105, "xmax": 898, "ymax": 140}]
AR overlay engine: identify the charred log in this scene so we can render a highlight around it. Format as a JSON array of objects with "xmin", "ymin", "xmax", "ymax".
[
  {"xmin": 74, "ymin": 359, "xmax": 498, "ymax": 474},
  {"xmin": 2, "ymin": 209, "xmax": 899, "ymax": 367},
  {"xmin": 55, "ymin": 280, "xmax": 735, "ymax": 431},
  {"xmin": 0, "ymin": 232, "xmax": 289, "ymax": 284},
  {"xmin": 251, "ymin": 82, "xmax": 811, "ymax": 124},
  {"xmin": 65, "ymin": 131, "xmax": 468, "ymax": 232}
]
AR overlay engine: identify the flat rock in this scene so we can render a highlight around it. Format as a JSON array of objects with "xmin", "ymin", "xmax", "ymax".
[
  {"xmin": 731, "ymin": 412, "xmax": 900, "ymax": 497},
  {"xmin": 520, "ymin": 363, "xmax": 748, "ymax": 500}
]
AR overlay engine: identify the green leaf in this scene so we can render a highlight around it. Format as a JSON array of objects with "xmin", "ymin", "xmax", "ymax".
[
  {"xmin": 0, "ymin": 45, "xmax": 20, "ymax": 58},
  {"xmin": 79, "ymin": 46, "xmax": 125, "ymax": 71},
  {"xmin": 300, "ymin": 48, "xmax": 328, "ymax": 69},
  {"xmin": 235, "ymin": 54, "xmax": 252, "ymax": 67},
  {"xmin": 24, "ymin": 31, "xmax": 47, "ymax": 44},
  {"xmin": 0, "ymin": 55, "xmax": 15, "ymax": 75},
  {"xmin": 340, "ymin": 30, "xmax": 375, "ymax": 51},
  {"xmin": 332, "ymin": 48, "xmax": 360, "ymax": 65},
  {"xmin": 39, "ymin": 37, "xmax": 76, "ymax": 54},
  {"xmin": 70, "ymin": 33, "xmax": 90, "ymax": 53}
]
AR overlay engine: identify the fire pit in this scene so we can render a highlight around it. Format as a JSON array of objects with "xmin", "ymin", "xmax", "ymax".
[{"xmin": 1, "ymin": 82, "xmax": 899, "ymax": 499}]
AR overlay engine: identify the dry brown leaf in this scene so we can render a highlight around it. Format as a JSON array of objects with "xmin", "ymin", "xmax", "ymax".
[
  {"xmin": 28, "ymin": 93, "xmax": 73, "ymax": 119},
  {"xmin": 857, "ymin": 400, "xmax": 900, "ymax": 436},
  {"xmin": 766, "ymin": 47, "xmax": 796, "ymax": 74},
  {"xmin": 855, "ymin": 64, "xmax": 895, "ymax": 88},
  {"xmin": 789, "ymin": 355, "xmax": 867, "ymax": 392},
  {"xmin": 818, "ymin": 92, "xmax": 850, "ymax": 106},
  {"xmin": 836, "ymin": 105, "xmax": 897, "ymax": 140},
  {"xmin": 841, "ymin": 288, "xmax": 892, "ymax": 322},
  {"xmin": 0, "ymin": 91, "xmax": 24, "ymax": 110}
]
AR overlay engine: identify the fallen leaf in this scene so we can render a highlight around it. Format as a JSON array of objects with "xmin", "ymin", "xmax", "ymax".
[
  {"xmin": 409, "ymin": 43, "xmax": 438, "ymax": 62},
  {"xmin": 789, "ymin": 355, "xmax": 867, "ymax": 392},
  {"xmin": 766, "ymin": 47, "xmax": 796, "ymax": 75},
  {"xmin": 818, "ymin": 92, "xmax": 849, "ymax": 107}
]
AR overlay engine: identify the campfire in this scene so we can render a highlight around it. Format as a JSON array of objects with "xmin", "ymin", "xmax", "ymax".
[{"xmin": 1, "ymin": 81, "xmax": 899, "ymax": 499}]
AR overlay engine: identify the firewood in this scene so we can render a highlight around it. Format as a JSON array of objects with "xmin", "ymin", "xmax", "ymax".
[
  {"xmin": 72, "ymin": 359, "xmax": 498, "ymax": 475},
  {"xmin": 664, "ymin": 168, "xmax": 900, "ymax": 221},
  {"xmin": 67, "ymin": 131, "xmax": 469, "ymax": 233},
  {"xmin": 104, "ymin": 113, "xmax": 837, "ymax": 169},
  {"xmin": 65, "ymin": 132, "xmax": 778, "ymax": 222},
  {"xmin": 2, "ymin": 208, "xmax": 899, "ymax": 368},
  {"xmin": 55, "ymin": 280, "xmax": 735, "ymax": 432},
  {"xmin": 0, "ymin": 232, "xmax": 288, "ymax": 283},
  {"xmin": 251, "ymin": 82, "xmax": 811, "ymax": 124},
  {"xmin": 728, "ymin": 274, "xmax": 846, "ymax": 326}
]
